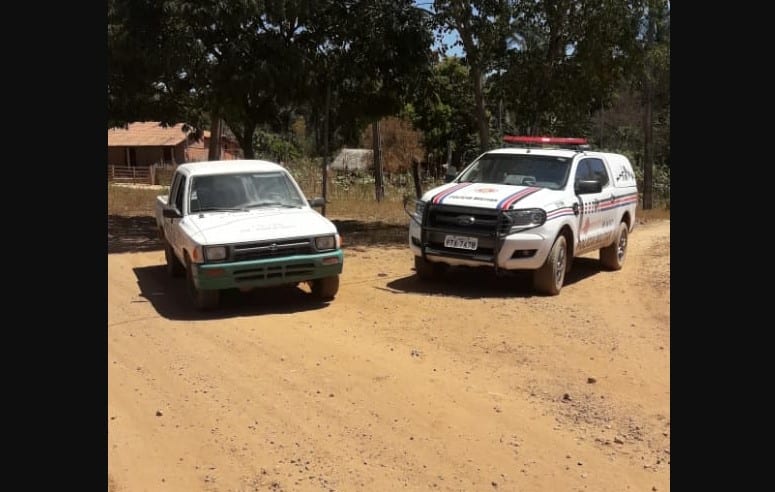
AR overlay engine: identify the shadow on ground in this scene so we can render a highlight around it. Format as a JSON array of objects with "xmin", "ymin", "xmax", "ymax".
[
  {"xmin": 108, "ymin": 215, "xmax": 163, "ymax": 254},
  {"xmin": 384, "ymin": 257, "xmax": 605, "ymax": 299},
  {"xmin": 133, "ymin": 265, "xmax": 331, "ymax": 321},
  {"xmin": 332, "ymin": 219, "xmax": 407, "ymax": 247}
]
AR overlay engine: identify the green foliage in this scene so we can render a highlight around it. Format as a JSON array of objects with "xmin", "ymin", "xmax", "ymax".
[{"xmin": 253, "ymin": 129, "xmax": 302, "ymax": 163}]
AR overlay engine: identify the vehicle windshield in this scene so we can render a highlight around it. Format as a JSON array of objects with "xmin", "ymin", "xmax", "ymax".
[
  {"xmin": 457, "ymin": 154, "xmax": 572, "ymax": 190},
  {"xmin": 189, "ymin": 172, "xmax": 306, "ymax": 213}
]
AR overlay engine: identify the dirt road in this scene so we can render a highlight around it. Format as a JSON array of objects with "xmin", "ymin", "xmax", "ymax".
[{"xmin": 108, "ymin": 219, "xmax": 670, "ymax": 492}]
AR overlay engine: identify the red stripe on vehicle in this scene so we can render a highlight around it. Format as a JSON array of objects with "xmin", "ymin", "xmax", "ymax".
[
  {"xmin": 498, "ymin": 187, "xmax": 541, "ymax": 210},
  {"xmin": 432, "ymin": 183, "xmax": 472, "ymax": 204}
]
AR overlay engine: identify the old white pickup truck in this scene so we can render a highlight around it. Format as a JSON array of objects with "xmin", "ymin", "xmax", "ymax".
[
  {"xmin": 407, "ymin": 136, "xmax": 638, "ymax": 295},
  {"xmin": 155, "ymin": 160, "xmax": 343, "ymax": 310}
]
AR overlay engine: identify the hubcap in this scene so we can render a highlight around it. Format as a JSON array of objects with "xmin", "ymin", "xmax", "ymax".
[
  {"xmin": 555, "ymin": 242, "xmax": 566, "ymax": 285},
  {"xmin": 617, "ymin": 229, "xmax": 628, "ymax": 261}
]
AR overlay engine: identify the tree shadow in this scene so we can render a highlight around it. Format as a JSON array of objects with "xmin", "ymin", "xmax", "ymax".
[
  {"xmin": 332, "ymin": 219, "xmax": 407, "ymax": 248},
  {"xmin": 107, "ymin": 215, "xmax": 408, "ymax": 254},
  {"xmin": 384, "ymin": 257, "xmax": 605, "ymax": 299},
  {"xmin": 133, "ymin": 265, "xmax": 331, "ymax": 321},
  {"xmin": 108, "ymin": 215, "xmax": 163, "ymax": 254}
]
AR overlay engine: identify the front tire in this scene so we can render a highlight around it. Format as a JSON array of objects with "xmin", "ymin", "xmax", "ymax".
[
  {"xmin": 164, "ymin": 240, "xmax": 185, "ymax": 277},
  {"xmin": 414, "ymin": 256, "xmax": 446, "ymax": 281},
  {"xmin": 600, "ymin": 222, "xmax": 628, "ymax": 271},
  {"xmin": 311, "ymin": 275, "xmax": 339, "ymax": 301},
  {"xmin": 185, "ymin": 257, "xmax": 220, "ymax": 310},
  {"xmin": 533, "ymin": 235, "xmax": 568, "ymax": 296}
]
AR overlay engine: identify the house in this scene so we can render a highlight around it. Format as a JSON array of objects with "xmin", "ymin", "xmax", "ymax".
[
  {"xmin": 330, "ymin": 148, "xmax": 373, "ymax": 174},
  {"xmin": 185, "ymin": 130, "xmax": 242, "ymax": 162},
  {"xmin": 107, "ymin": 121, "xmax": 241, "ymax": 167}
]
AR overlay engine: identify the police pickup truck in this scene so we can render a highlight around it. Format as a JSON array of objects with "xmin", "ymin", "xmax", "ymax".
[
  {"xmin": 407, "ymin": 136, "xmax": 638, "ymax": 295},
  {"xmin": 156, "ymin": 160, "xmax": 343, "ymax": 310}
]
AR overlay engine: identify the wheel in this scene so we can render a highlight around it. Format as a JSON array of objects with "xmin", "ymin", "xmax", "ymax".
[
  {"xmin": 185, "ymin": 257, "xmax": 220, "ymax": 310},
  {"xmin": 600, "ymin": 222, "xmax": 628, "ymax": 271},
  {"xmin": 311, "ymin": 275, "xmax": 339, "ymax": 301},
  {"xmin": 533, "ymin": 235, "xmax": 568, "ymax": 296},
  {"xmin": 164, "ymin": 240, "xmax": 185, "ymax": 277},
  {"xmin": 414, "ymin": 256, "xmax": 446, "ymax": 281}
]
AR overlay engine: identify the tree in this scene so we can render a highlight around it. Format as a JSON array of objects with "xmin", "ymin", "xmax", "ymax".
[
  {"xmin": 434, "ymin": 0, "xmax": 514, "ymax": 153},
  {"xmin": 406, "ymin": 57, "xmax": 479, "ymax": 172},
  {"xmin": 493, "ymin": 0, "xmax": 642, "ymax": 136}
]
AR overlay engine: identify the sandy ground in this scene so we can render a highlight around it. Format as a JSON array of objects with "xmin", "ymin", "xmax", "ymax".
[{"xmin": 108, "ymin": 219, "xmax": 670, "ymax": 492}]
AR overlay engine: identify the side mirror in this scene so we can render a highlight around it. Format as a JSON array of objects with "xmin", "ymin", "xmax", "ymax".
[
  {"xmin": 162, "ymin": 206, "xmax": 182, "ymax": 219},
  {"xmin": 575, "ymin": 179, "xmax": 602, "ymax": 195},
  {"xmin": 308, "ymin": 197, "xmax": 325, "ymax": 208}
]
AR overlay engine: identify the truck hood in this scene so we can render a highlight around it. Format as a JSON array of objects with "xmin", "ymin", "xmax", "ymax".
[
  {"xmin": 422, "ymin": 182, "xmax": 567, "ymax": 210},
  {"xmin": 180, "ymin": 208, "xmax": 338, "ymax": 245}
]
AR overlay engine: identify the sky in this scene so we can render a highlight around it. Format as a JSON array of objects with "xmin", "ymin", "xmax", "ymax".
[{"xmin": 413, "ymin": 1, "xmax": 464, "ymax": 58}]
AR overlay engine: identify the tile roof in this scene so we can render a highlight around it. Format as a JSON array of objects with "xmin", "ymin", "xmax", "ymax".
[{"xmin": 108, "ymin": 121, "xmax": 190, "ymax": 147}]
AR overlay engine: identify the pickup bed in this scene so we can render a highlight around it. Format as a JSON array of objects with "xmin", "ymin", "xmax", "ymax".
[{"xmin": 156, "ymin": 160, "xmax": 343, "ymax": 310}]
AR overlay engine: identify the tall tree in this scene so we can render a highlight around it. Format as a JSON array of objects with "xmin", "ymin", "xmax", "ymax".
[
  {"xmin": 494, "ymin": 0, "xmax": 641, "ymax": 136},
  {"xmin": 636, "ymin": 0, "xmax": 669, "ymax": 209},
  {"xmin": 434, "ymin": 1, "xmax": 513, "ymax": 153},
  {"xmin": 406, "ymin": 57, "xmax": 479, "ymax": 171}
]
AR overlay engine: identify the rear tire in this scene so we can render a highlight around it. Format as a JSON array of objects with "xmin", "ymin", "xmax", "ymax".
[
  {"xmin": 164, "ymin": 240, "xmax": 185, "ymax": 277},
  {"xmin": 533, "ymin": 235, "xmax": 568, "ymax": 296},
  {"xmin": 414, "ymin": 256, "xmax": 446, "ymax": 281},
  {"xmin": 185, "ymin": 257, "xmax": 220, "ymax": 310},
  {"xmin": 311, "ymin": 275, "xmax": 339, "ymax": 301},
  {"xmin": 600, "ymin": 222, "xmax": 628, "ymax": 271}
]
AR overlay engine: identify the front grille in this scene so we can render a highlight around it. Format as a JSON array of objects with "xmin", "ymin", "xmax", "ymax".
[
  {"xmin": 234, "ymin": 263, "xmax": 316, "ymax": 282},
  {"xmin": 423, "ymin": 205, "xmax": 507, "ymax": 262},
  {"xmin": 428, "ymin": 205, "xmax": 502, "ymax": 236},
  {"xmin": 232, "ymin": 238, "xmax": 314, "ymax": 261}
]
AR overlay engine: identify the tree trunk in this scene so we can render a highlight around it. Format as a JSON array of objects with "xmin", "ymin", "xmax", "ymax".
[
  {"xmin": 642, "ymin": 5, "xmax": 656, "ymax": 210},
  {"xmin": 411, "ymin": 157, "xmax": 422, "ymax": 199},
  {"xmin": 235, "ymin": 123, "xmax": 256, "ymax": 159},
  {"xmin": 373, "ymin": 120, "xmax": 384, "ymax": 202},
  {"xmin": 208, "ymin": 111, "xmax": 222, "ymax": 161},
  {"xmin": 321, "ymin": 82, "xmax": 331, "ymax": 216},
  {"xmin": 471, "ymin": 65, "xmax": 489, "ymax": 154}
]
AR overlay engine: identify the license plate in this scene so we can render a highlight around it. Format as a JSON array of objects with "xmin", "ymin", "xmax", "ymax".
[{"xmin": 444, "ymin": 235, "xmax": 478, "ymax": 250}]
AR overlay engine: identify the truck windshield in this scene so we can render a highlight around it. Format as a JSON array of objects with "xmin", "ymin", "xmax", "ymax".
[
  {"xmin": 189, "ymin": 172, "xmax": 306, "ymax": 213},
  {"xmin": 457, "ymin": 154, "xmax": 571, "ymax": 190}
]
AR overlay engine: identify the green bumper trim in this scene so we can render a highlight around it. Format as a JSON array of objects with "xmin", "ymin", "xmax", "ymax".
[{"xmin": 193, "ymin": 250, "xmax": 344, "ymax": 290}]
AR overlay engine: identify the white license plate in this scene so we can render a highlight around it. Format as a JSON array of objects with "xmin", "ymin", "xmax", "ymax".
[{"xmin": 444, "ymin": 235, "xmax": 478, "ymax": 250}]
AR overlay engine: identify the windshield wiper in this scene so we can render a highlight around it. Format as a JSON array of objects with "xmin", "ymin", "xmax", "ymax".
[
  {"xmin": 244, "ymin": 201, "xmax": 299, "ymax": 209},
  {"xmin": 194, "ymin": 207, "xmax": 247, "ymax": 213}
]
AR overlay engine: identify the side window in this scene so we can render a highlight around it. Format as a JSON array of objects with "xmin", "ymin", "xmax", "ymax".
[
  {"xmin": 169, "ymin": 172, "xmax": 181, "ymax": 204},
  {"xmin": 174, "ymin": 175, "xmax": 187, "ymax": 213},
  {"xmin": 586, "ymin": 158, "xmax": 610, "ymax": 187},
  {"xmin": 574, "ymin": 160, "xmax": 592, "ymax": 184}
]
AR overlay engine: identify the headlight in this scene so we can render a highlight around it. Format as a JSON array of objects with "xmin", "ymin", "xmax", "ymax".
[
  {"xmin": 204, "ymin": 246, "xmax": 227, "ymax": 261},
  {"xmin": 314, "ymin": 235, "xmax": 336, "ymax": 250},
  {"xmin": 504, "ymin": 208, "xmax": 546, "ymax": 233}
]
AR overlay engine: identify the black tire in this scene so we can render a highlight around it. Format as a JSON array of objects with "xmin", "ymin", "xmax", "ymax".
[
  {"xmin": 185, "ymin": 257, "xmax": 220, "ymax": 310},
  {"xmin": 533, "ymin": 235, "xmax": 568, "ymax": 296},
  {"xmin": 600, "ymin": 222, "xmax": 628, "ymax": 271},
  {"xmin": 164, "ymin": 240, "xmax": 185, "ymax": 277},
  {"xmin": 311, "ymin": 275, "xmax": 339, "ymax": 301},
  {"xmin": 414, "ymin": 256, "xmax": 446, "ymax": 281}
]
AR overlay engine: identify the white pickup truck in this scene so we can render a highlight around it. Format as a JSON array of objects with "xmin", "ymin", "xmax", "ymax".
[
  {"xmin": 407, "ymin": 137, "xmax": 638, "ymax": 295},
  {"xmin": 155, "ymin": 160, "xmax": 343, "ymax": 310}
]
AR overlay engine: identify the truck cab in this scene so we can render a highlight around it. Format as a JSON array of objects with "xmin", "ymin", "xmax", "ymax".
[
  {"xmin": 407, "ymin": 137, "xmax": 638, "ymax": 295},
  {"xmin": 156, "ymin": 160, "xmax": 343, "ymax": 310}
]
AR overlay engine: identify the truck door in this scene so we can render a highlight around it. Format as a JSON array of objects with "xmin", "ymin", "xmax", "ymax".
[
  {"xmin": 573, "ymin": 158, "xmax": 616, "ymax": 253},
  {"xmin": 164, "ymin": 173, "xmax": 187, "ymax": 251}
]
